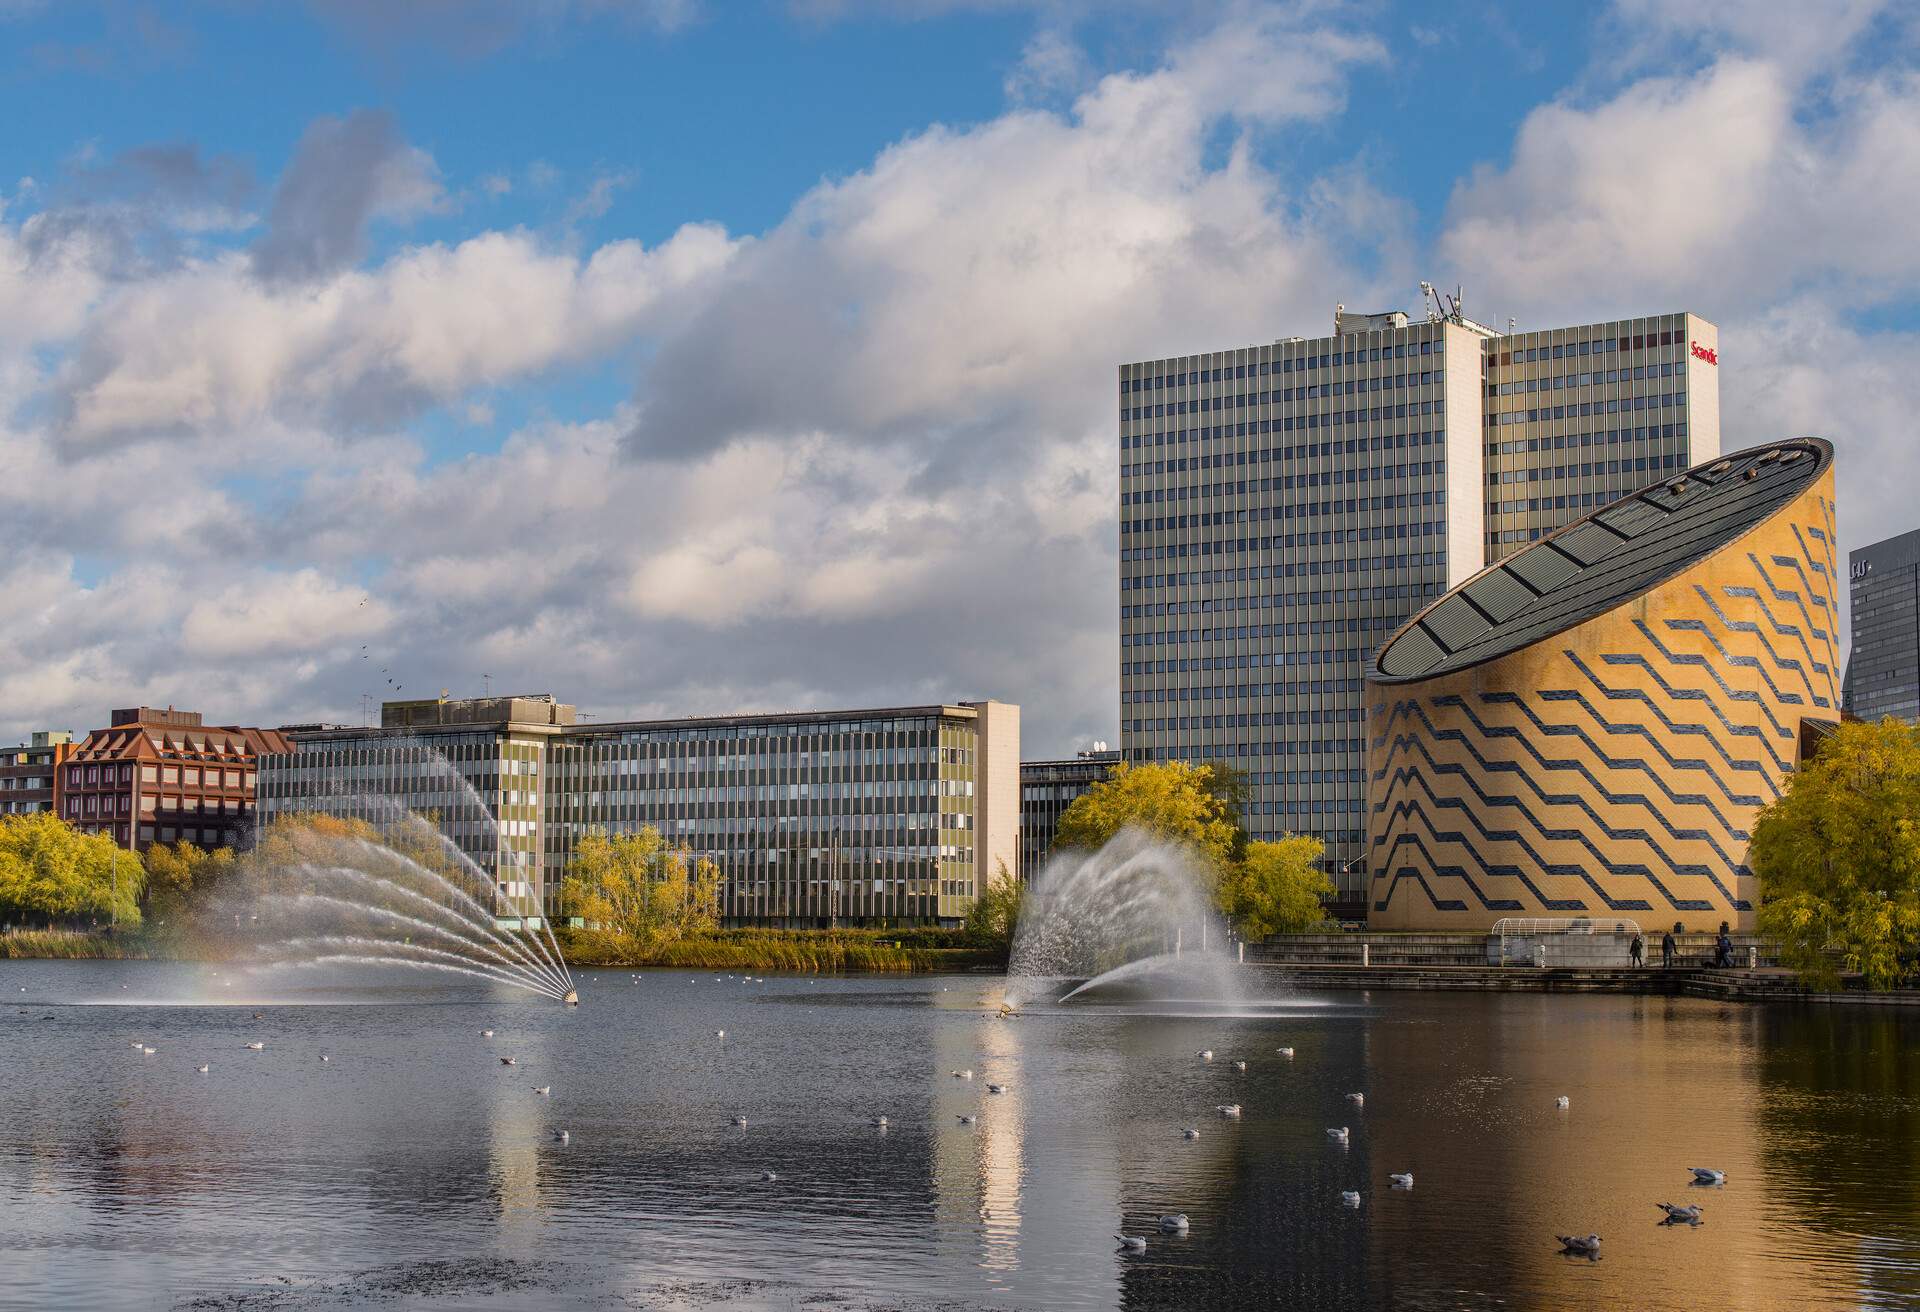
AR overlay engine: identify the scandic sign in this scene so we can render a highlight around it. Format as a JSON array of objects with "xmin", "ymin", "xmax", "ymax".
[{"xmin": 1690, "ymin": 339, "xmax": 1718, "ymax": 365}]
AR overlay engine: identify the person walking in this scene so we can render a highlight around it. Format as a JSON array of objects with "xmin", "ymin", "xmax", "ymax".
[
  {"xmin": 1715, "ymin": 921, "xmax": 1733, "ymax": 969},
  {"xmin": 1629, "ymin": 933, "xmax": 1645, "ymax": 968},
  {"xmin": 1661, "ymin": 926, "xmax": 1677, "ymax": 969}
]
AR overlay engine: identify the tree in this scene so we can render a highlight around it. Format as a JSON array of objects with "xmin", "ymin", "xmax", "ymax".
[
  {"xmin": 0, "ymin": 813, "xmax": 144, "ymax": 929},
  {"xmin": 964, "ymin": 860, "xmax": 1023, "ymax": 948},
  {"xmin": 560, "ymin": 826, "xmax": 720, "ymax": 949},
  {"xmin": 1218, "ymin": 834, "xmax": 1332, "ymax": 939},
  {"xmin": 143, "ymin": 841, "xmax": 236, "ymax": 923},
  {"xmin": 1053, "ymin": 761, "xmax": 1243, "ymax": 877},
  {"xmin": 1753, "ymin": 718, "xmax": 1920, "ymax": 990}
]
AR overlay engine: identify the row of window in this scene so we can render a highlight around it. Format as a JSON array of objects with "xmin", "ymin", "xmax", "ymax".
[
  {"xmin": 1123, "ymin": 425, "xmax": 1444, "ymax": 454},
  {"xmin": 1131, "ymin": 398, "xmax": 1452, "ymax": 427},
  {"xmin": 1126, "ymin": 371, "xmax": 1446, "ymax": 418},
  {"xmin": 1125, "ymin": 339, "xmax": 1444, "ymax": 390},
  {"xmin": 65, "ymin": 764, "xmax": 252, "ymax": 788},
  {"xmin": 1488, "ymin": 452, "xmax": 1684, "ymax": 485},
  {"xmin": 1489, "ymin": 329, "xmax": 1685, "ymax": 366},
  {"xmin": 1126, "ymin": 454, "xmax": 1440, "ymax": 483},
  {"xmin": 1490, "ymin": 394, "xmax": 1684, "ymax": 426},
  {"xmin": 1488, "ymin": 361, "xmax": 1681, "ymax": 395}
]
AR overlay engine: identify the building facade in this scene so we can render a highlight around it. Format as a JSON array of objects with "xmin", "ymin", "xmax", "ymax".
[
  {"xmin": 1119, "ymin": 302, "xmax": 1720, "ymax": 904},
  {"xmin": 1844, "ymin": 527, "xmax": 1920, "ymax": 723},
  {"xmin": 1019, "ymin": 746, "xmax": 1120, "ymax": 880},
  {"xmin": 1365, "ymin": 436, "xmax": 1836, "ymax": 931},
  {"xmin": 64, "ymin": 708, "xmax": 290, "ymax": 850},
  {"xmin": 1, "ymin": 731, "xmax": 71, "ymax": 818},
  {"xmin": 259, "ymin": 696, "xmax": 1020, "ymax": 929}
]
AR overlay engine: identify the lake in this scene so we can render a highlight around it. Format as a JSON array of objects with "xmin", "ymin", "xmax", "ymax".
[{"xmin": 2, "ymin": 960, "xmax": 1917, "ymax": 1310}]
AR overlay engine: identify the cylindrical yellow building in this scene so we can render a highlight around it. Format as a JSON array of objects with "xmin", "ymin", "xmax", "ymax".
[{"xmin": 1365, "ymin": 437, "xmax": 1837, "ymax": 931}]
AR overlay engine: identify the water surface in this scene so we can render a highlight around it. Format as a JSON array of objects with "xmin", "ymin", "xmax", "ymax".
[{"xmin": 2, "ymin": 960, "xmax": 1917, "ymax": 1310}]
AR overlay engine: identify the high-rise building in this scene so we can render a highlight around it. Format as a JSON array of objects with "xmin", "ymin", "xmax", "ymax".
[
  {"xmin": 1018, "ymin": 745, "xmax": 1121, "ymax": 879},
  {"xmin": 63, "ymin": 708, "xmax": 289, "ymax": 851},
  {"xmin": 259, "ymin": 696, "xmax": 1020, "ymax": 929},
  {"xmin": 0, "ymin": 731, "xmax": 72, "ymax": 817},
  {"xmin": 1119, "ymin": 302, "xmax": 1720, "ymax": 906},
  {"xmin": 1845, "ymin": 527, "xmax": 1920, "ymax": 723}
]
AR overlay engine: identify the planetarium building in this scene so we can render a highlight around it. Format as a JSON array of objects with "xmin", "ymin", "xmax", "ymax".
[{"xmin": 1365, "ymin": 436, "xmax": 1838, "ymax": 931}]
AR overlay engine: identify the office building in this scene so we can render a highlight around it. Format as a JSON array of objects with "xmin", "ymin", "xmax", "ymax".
[
  {"xmin": 1365, "ymin": 436, "xmax": 1836, "ymax": 930},
  {"xmin": 1844, "ymin": 527, "xmax": 1920, "ymax": 723},
  {"xmin": 64, "ymin": 708, "xmax": 290, "ymax": 850},
  {"xmin": 0, "ymin": 731, "xmax": 72, "ymax": 817},
  {"xmin": 260, "ymin": 696, "xmax": 1020, "ymax": 929},
  {"xmin": 1119, "ymin": 300, "xmax": 1721, "ymax": 905},
  {"xmin": 1019, "ymin": 745, "xmax": 1120, "ymax": 879}
]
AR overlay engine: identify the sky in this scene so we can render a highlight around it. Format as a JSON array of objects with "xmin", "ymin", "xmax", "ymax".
[{"xmin": 2, "ymin": 0, "xmax": 1917, "ymax": 755}]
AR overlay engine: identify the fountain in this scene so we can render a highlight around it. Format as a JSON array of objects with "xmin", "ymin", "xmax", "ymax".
[
  {"xmin": 219, "ymin": 748, "xmax": 577, "ymax": 1003},
  {"xmin": 1005, "ymin": 827, "xmax": 1245, "ymax": 1011}
]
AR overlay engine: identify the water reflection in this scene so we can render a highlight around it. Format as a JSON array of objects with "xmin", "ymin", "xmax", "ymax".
[{"xmin": 0, "ymin": 963, "xmax": 1917, "ymax": 1310}]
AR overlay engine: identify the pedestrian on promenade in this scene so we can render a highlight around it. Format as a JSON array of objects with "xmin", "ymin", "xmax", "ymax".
[
  {"xmin": 1629, "ymin": 933, "xmax": 1645, "ymax": 968},
  {"xmin": 1715, "ymin": 921, "xmax": 1733, "ymax": 969},
  {"xmin": 1661, "ymin": 926, "xmax": 1677, "ymax": 969}
]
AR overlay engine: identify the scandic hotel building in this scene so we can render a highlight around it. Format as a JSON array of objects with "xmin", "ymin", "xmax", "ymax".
[{"xmin": 1364, "ymin": 436, "xmax": 1837, "ymax": 931}]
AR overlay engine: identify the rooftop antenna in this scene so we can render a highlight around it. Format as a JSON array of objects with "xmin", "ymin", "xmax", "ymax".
[
  {"xmin": 1419, "ymin": 280, "xmax": 1466, "ymax": 325},
  {"xmin": 483, "ymin": 673, "xmax": 492, "ymax": 698}
]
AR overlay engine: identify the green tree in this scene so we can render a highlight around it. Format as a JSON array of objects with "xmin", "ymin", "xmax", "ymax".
[
  {"xmin": 143, "ymin": 840, "xmax": 236, "ymax": 923},
  {"xmin": 1053, "ymin": 760, "xmax": 1243, "ymax": 877},
  {"xmin": 1753, "ymin": 718, "xmax": 1920, "ymax": 990},
  {"xmin": 0, "ymin": 813, "xmax": 144, "ymax": 929},
  {"xmin": 1218, "ymin": 834, "xmax": 1332, "ymax": 939},
  {"xmin": 963, "ymin": 860, "xmax": 1023, "ymax": 948},
  {"xmin": 560, "ymin": 826, "xmax": 720, "ymax": 951}
]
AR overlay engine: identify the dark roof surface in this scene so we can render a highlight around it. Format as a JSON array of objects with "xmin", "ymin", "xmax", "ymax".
[{"xmin": 1371, "ymin": 436, "xmax": 1833, "ymax": 685}]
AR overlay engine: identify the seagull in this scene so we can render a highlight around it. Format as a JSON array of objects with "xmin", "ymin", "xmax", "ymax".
[
  {"xmin": 1555, "ymin": 1096, "xmax": 1571, "ymax": 1109},
  {"xmin": 1347, "ymin": 1092, "xmax": 1366, "ymax": 1107},
  {"xmin": 870, "ymin": 1116, "xmax": 889, "ymax": 1129},
  {"xmin": 1327, "ymin": 1127, "xmax": 1350, "ymax": 1144},
  {"xmin": 1389, "ymin": 1172, "xmax": 1414, "ymax": 1189},
  {"xmin": 761, "ymin": 1170, "xmax": 778, "ymax": 1182},
  {"xmin": 1115, "ymin": 1235, "xmax": 1147, "ymax": 1253},
  {"xmin": 1341, "ymin": 1191, "xmax": 1362, "ymax": 1207},
  {"xmin": 1158, "ymin": 1214, "xmax": 1189, "ymax": 1233},
  {"xmin": 1557, "ymin": 1234, "xmax": 1602, "ymax": 1256},
  {"xmin": 715, "ymin": 1030, "xmax": 726, "ymax": 1039},
  {"xmin": 196, "ymin": 1065, "xmax": 210, "ymax": 1074},
  {"xmin": 500, "ymin": 1056, "xmax": 516, "ymax": 1066},
  {"xmin": 533, "ymin": 1086, "xmax": 551, "ymax": 1096},
  {"xmin": 1276, "ymin": 1047, "xmax": 1295, "ymax": 1058},
  {"xmin": 129, "ymin": 1040, "xmax": 145, "ymax": 1049},
  {"xmin": 957, "ymin": 1115, "xmax": 977, "ymax": 1126},
  {"xmin": 552, "ymin": 1130, "xmax": 570, "ymax": 1143},
  {"xmin": 244, "ymin": 1042, "xmax": 265, "ymax": 1051},
  {"xmin": 481, "ymin": 1030, "xmax": 495, "ymax": 1038},
  {"xmin": 1656, "ymin": 1203, "xmax": 1703, "ymax": 1225},
  {"xmin": 1689, "ymin": 1168, "xmax": 1727, "ymax": 1185},
  {"xmin": 952, "ymin": 1069, "xmax": 974, "ymax": 1080},
  {"xmin": 1215, "ymin": 1103, "xmax": 1242, "ymax": 1119},
  {"xmin": 141, "ymin": 1046, "xmax": 156, "ymax": 1055},
  {"xmin": 988, "ymin": 1084, "xmax": 1008, "ymax": 1095},
  {"xmin": 730, "ymin": 1115, "xmax": 749, "ymax": 1127},
  {"xmin": 251, "ymin": 1012, "xmax": 264, "ymax": 1020},
  {"xmin": 1232, "ymin": 1060, "xmax": 1248, "ymax": 1072},
  {"xmin": 1197, "ymin": 1050, "xmax": 1214, "ymax": 1063},
  {"xmin": 1182, "ymin": 1128, "xmax": 1201, "ymax": 1140}
]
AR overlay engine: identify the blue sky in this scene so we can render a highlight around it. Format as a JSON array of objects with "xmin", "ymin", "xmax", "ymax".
[{"xmin": 0, "ymin": 0, "xmax": 1916, "ymax": 752}]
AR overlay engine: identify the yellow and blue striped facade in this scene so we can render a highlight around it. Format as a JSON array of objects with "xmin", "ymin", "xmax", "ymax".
[{"xmin": 1366, "ymin": 438, "xmax": 1837, "ymax": 931}]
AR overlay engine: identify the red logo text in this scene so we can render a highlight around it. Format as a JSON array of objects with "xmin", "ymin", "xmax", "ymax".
[{"xmin": 1690, "ymin": 340, "xmax": 1718, "ymax": 365}]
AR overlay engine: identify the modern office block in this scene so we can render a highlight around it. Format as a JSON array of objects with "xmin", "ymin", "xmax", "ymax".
[
  {"xmin": 1844, "ymin": 527, "xmax": 1920, "ymax": 723},
  {"xmin": 1364, "ymin": 436, "xmax": 1836, "ymax": 931},
  {"xmin": 1119, "ymin": 302, "xmax": 1720, "ymax": 905},
  {"xmin": 260, "ymin": 696, "xmax": 1019, "ymax": 928},
  {"xmin": 1018, "ymin": 746, "xmax": 1120, "ymax": 880}
]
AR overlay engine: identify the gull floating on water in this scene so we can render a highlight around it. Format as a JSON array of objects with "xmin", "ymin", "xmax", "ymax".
[
  {"xmin": 1182, "ymin": 1128, "xmax": 1201, "ymax": 1140},
  {"xmin": 731, "ymin": 1115, "xmax": 749, "ymax": 1127},
  {"xmin": 1557, "ymin": 1234, "xmax": 1601, "ymax": 1256},
  {"xmin": 957, "ymin": 1115, "xmax": 977, "ymax": 1126},
  {"xmin": 1341, "ymin": 1191, "xmax": 1362, "ymax": 1207},
  {"xmin": 244, "ymin": 1042, "xmax": 265, "ymax": 1051},
  {"xmin": 1327, "ymin": 1127, "xmax": 1350, "ymax": 1144},
  {"xmin": 129, "ymin": 1040, "xmax": 145, "ymax": 1049},
  {"xmin": 1555, "ymin": 1096, "xmax": 1571, "ymax": 1109},
  {"xmin": 870, "ymin": 1116, "xmax": 889, "ymax": 1128},
  {"xmin": 1690, "ymin": 1168, "xmax": 1727, "ymax": 1185},
  {"xmin": 197, "ymin": 1065, "xmax": 209, "ymax": 1074},
  {"xmin": 1197, "ymin": 1050, "xmax": 1214, "ymax": 1063},
  {"xmin": 761, "ymin": 1170, "xmax": 778, "ymax": 1182},
  {"xmin": 1232, "ymin": 1060, "xmax": 1248, "ymax": 1072},
  {"xmin": 319, "ymin": 1055, "xmax": 329, "ymax": 1062},
  {"xmin": 500, "ymin": 1056, "xmax": 517, "ymax": 1066},
  {"xmin": 1158, "ymin": 1214, "xmax": 1189, "ymax": 1233},
  {"xmin": 1656, "ymin": 1203, "xmax": 1704, "ymax": 1225},
  {"xmin": 988, "ymin": 1084, "xmax": 1008, "ymax": 1095},
  {"xmin": 1347, "ymin": 1092, "xmax": 1365, "ymax": 1107},
  {"xmin": 552, "ymin": 1130, "xmax": 570, "ymax": 1143},
  {"xmin": 952, "ymin": 1069, "xmax": 974, "ymax": 1080},
  {"xmin": 1276, "ymin": 1047, "xmax": 1295, "ymax": 1059},
  {"xmin": 480, "ymin": 1030, "xmax": 494, "ymax": 1038},
  {"xmin": 141, "ymin": 1046, "xmax": 155, "ymax": 1055},
  {"xmin": 534, "ymin": 1086, "xmax": 551, "ymax": 1096},
  {"xmin": 715, "ymin": 1030, "xmax": 726, "ymax": 1039},
  {"xmin": 1215, "ymin": 1104, "xmax": 1242, "ymax": 1119},
  {"xmin": 1115, "ymin": 1235, "xmax": 1147, "ymax": 1253}
]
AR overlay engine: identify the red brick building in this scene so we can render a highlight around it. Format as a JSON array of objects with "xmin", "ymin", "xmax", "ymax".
[
  {"xmin": 1, "ymin": 731, "xmax": 72, "ymax": 818},
  {"xmin": 63, "ymin": 708, "xmax": 291, "ymax": 850}
]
